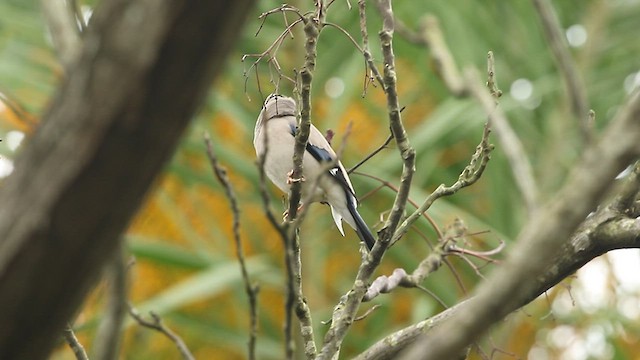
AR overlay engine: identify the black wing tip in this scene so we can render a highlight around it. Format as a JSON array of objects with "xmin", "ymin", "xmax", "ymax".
[
  {"xmin": 356, "ymin": 227, "xmax": 376, "ymax": 251},
  {"xmin": 348, "ymin": 202, "xmax": 376, "ymax": 251}
]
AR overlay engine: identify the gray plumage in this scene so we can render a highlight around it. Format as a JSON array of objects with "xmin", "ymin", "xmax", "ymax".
[{"xmin": 254, "ymin": 94, "xmax": 375, "ymax": 250}]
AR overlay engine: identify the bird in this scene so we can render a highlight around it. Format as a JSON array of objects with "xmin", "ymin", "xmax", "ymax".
[{"xmin": 254, "ymin": 94, "xmax": 376, "ymax": 250}]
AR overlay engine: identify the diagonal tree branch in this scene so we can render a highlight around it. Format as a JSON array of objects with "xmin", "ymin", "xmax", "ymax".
[
  {"xmin": 418, "ymin": 15, "xmax": 539, "ymax": 214},
  {"xmin": 358, "ymin": 158, "xmax": 640, "ymax": 360},
  {"xmin": 317, "ymin": 1, "xmax": 415, "ymax": 358},
  {"xmin": 0, "ymin": 1, "xmax": 255, "ymax": 358},
  {"xmin": 532, "ymin": 0, "xmax": 591, "ymax": 143},
  {"xmin": 401, "ymin": 89, "xmax": 640, "ymax": 359},
  {"xmin": 41, "ymin": 0, "xmax": 81, "ymax": 70},
  {"xmin": 62, "ymin": 324, "xmax": 89, "ymax": 360}
]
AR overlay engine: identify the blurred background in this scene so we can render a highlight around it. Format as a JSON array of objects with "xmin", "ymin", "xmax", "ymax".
[{"xmin": 2, "ymin": 0, "xmax": 640, "ymax": 359}]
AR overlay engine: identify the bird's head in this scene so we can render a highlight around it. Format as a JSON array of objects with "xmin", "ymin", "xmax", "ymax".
[{"xmin": 263, "ymin": 94, "xmax": 297, "ymax": 120}]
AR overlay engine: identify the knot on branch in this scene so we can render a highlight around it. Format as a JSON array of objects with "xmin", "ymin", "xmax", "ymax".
[
  {"xmin": 402, "ymin": 147, "xmax": 416, "ymax": 162},
  {"xmin": 303, "ymin": 15, "xmax": 320, "ymax": 37}
]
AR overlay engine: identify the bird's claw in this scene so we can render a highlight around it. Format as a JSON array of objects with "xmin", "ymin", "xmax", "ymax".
[
  {"xmin": 282, "ymin": 204, "xmax": 304, "ymax": 221},
  {"xmin": 286, "ymin": 170, "xmax": 305, "ymax": 185}
]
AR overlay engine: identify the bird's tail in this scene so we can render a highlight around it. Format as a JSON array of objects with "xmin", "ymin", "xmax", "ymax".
[{"xmin": 346, "ymin": 202, "xmax": 376, "ymax": 251}]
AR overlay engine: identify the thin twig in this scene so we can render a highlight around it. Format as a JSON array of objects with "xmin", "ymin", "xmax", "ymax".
[
  {"xmin": 358, "ymin": 0, "xmax": 385, "ymax": 95},
  {"xmin": 450, "ymin": 239, "xmax": 506, "ymax": 260},
  {"xmin": 403, "ymin": 89, "xmax": 640, "ymax": 359},
  {"xmin": 128, "ymin": 304, "xmax": 195, "ymax": 360},
  {"xmin": 318, "ymin": 1, "xmax": 415, "ymax": 358},
  {"xmin": 465, "ymin": 65, "xmax": 539, "ymax": 214},
  {"xmin": 41, "ymin": 0, "xmax": 82, "ymax": 70},
  {"xmin": 349, "ymin": 133, "xmax": 393, "ymax": 173},
  {"xmin": 364, "ymin": 218, "xmax": 501, "ymax": 302},
  {"xmin": 351, "ymin": 171, "xmax": 442, "ymax": 242},
  {"xmin": 385, "ymin": 12, "xmax": 539, "ymax": 214},
  {"xmin": 347, "ymin": 107, "xmax": 403, "ymax": 173},
  {"xmin": 420, "ymin": 15, "xmax": 466, "ymax": 96},
  {"xmin": 531, "ymin": 0, "xmax": 591, "ymax": 144},
  {"xmin": 253, "ymin": 104, "xmax": 304, "ymax": 358},
  {"xmin": 243, "ymin": 17, "xmax": 304, "ymax": 97},
  {"xmin": 353, "ymin": 171, "xmax": 472, "ymax": 295},
  {"xmin": 392, "ymin": 121, "xmax": 493, "ymax": 245},
  {"xmin": 279, "ymin": 2, "xmax": 327, "ymax": 358},
  {"xmin": 415, "ymin": 285, "xmax": 449, "ymax": 309},
  {"xmin": 354, "ymin": 304, "xmax": 381, "ymax": 321},
  {"xmin": 392, "ymin": 15, "xmax": 427, "ymax": 46},
  {"xmin": 256, "ymin": 111, "xmax": 287, "ymax": 234},
  {"xmin": 375, "ymin": 0, "xmax": 416, "ymax": 244},
  {"xmin": 93, "ymin": 248, "xmax": 128, "ymax": 360},
  {"xmin": 204, "ymin": 133, "xmax": 259, "ymax": 360},
  {"xmin": 254, "ymin": 102, "xmax": 300, "ymax": 359},
  {"xmin": 62, "ymin": 324, "xmax": 89, "ymax": 360},
  {"xmin": 324, "ymin": 22, "xmax": 364, "ymax": 53},
  {"xmin": 486, "ymin": 51, "xmax": 503, "ymax": 99}
]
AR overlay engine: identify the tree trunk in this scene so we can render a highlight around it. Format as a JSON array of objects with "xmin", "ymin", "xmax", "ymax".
[{"xmin": 0, "ymin": 1, "xmax": 255, "ymax": 358}]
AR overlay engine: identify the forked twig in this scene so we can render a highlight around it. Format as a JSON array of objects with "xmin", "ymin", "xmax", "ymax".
[
  {"xmin": 391, "ymin": 121, "xmax": 493, "ymax": 245},
  {"xmin": 128, "ymin": 305, "xmax": 195, "ymax": 360},
  {"xmin": 365, "ymin": 218, "xmax": 503, "ymax": 301}
]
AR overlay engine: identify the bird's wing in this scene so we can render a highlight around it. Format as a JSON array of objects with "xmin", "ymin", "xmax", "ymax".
[{"xmin": 289, "ymin": 123, "xmax": 357, "ymax": 200}]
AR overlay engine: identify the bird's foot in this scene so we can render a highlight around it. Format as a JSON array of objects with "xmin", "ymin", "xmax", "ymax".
[
  {"xmin": 286, "ymin": 170, "xmax": 305, "ymax": 185},
  {"xmin": 282, "ymin": 204, "xmax": 304, "ymax": 221}
]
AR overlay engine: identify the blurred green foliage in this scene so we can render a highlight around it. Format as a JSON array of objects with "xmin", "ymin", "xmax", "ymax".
[{"xmin": 2, "ymin": 0, "xmax": 640, "ymax": 359}]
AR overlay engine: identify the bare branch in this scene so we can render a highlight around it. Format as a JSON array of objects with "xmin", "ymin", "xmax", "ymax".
[
  {"xmin": 128, "ymin": 305, "xmax": 195, "ymax": 360},
  {"xmin": 62, "ymin": 324, "xmax": 89, "ymax": 360},
  {"xmin": 358, "ymin": 0, "xmax": 385, "ymax": 95},
  {"xmin": 385, "ymin": 12, "xmax": 540, "ymax": 215},
  {"xmin": 450, "ymin": 239, "xmax": 506, "ymax": 260},
  {"xmin": 204, "ymin": 134, "xmax": 260, "ymax": 360},
  {"xmin": 318, "ymin": 1, "xmax": 415, "ymax": 358},
  {"xmin": 486, "ymin": 51, "xmax": 503, "ymax": 99},
  {"xmin": 392, "ymin": 121, "xmax": 492, "ymax": 244},
  {"xmin": 254, "ymin": 114, "xmax": 299, "ymax": 358},
  {"xmin": 402, "ymin": 89, "xmax": 640, "ymax": 359},
  {"xmin": 420, "ymin": 15, "xmax": 466, "ymax": 96},
  {"xmin": 93, "ymin": 249, "xmax": 128, "ymax": 360},
  {"xmin": 465, "ymin": 65, "xmax": 539, "ymax": 214},
  {"xmin": 41, "ymin": 0, "xmax": 82, "ymax": 69},
  {"xmin": 348, "ymin": 133, "xmax": 393, "ymax": 174},
  {"xmin": 277, "ymin": 3, "xmax": 328, "ymax": 358},
  {"xmin": 375, "ymin": 0, "xmax": 416, "ymax": 243},
  {"xmin": 324, "ymin": 22, "xmax": 364, "ymax": 53},
  {"xmin": 353, "ymin": 300, "xmax": 470, "ymax": 360},
  {"xmin": 243, "ymin": 17, "xmax": 304, "ymax": 97},
  {"xmin": 532, "ymin": 0, "xmax": 591, "ymax": 143},
  {"xmin": 0, "ymin": 2, "xmax": 256, "ymax": 358},
  {"xmin": 364, "ymin": 219, "xmax": 483, "ymax": 302},
  {"xmin": 359, "ymin": 151, "xmax": 640, "ymax": 360}
]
